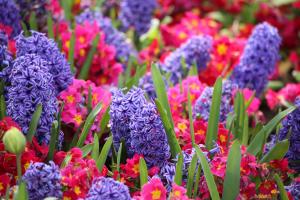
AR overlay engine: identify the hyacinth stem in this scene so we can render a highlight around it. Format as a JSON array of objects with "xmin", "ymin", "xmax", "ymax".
[{"xmin": 16, "ymin": 153, "xmax": 22, "ymax": 183}]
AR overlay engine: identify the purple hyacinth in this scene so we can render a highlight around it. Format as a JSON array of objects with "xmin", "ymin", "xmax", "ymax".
[
  {"xmin": 161, "ymin": 35, "xmax": 212, "ymax": 85},
  {"xmin": 0, "ymin": 31, "xmax": 12, "ymax": 71},
  {"xmin": 286, "ymin": 179, "xmax": 300, "ymax": 199},
  {"xmin": 119, "ymin": 0, "xmax": 157, "ymax": 36},
  {"xmin": 16, "ymin": 31, "xmax": 73, "ymax": 95},
  {"xmin": 278, "ymin": 98, "xmax": 300, "ymax": 172},
  {"xmin": 23, "ymin": 161, "xmax": 62, "ymax": 200},
  {"xmin": 193, "ymin": 80, "xmax": 236, "ymax": 123},
  {"xmin": 86, "ymin": 177, "xmax": 131, "ymax": 200},
  {"xmin": 0, "ymin": 0, "xmax": 22, "ymax": 38},
  {"xmin": 230, "ymin": 22, "xmax": 281, "ymax": 96},
  {"xmin": 159, "ymin": 162, "xmax": 176, "ymax": 191},
  {"xmin": 5, "ymin": 54, "xmax": 57, "ymax": 144},
  {"xmin": 110, "ymin": 87, "xmax": 147, "ymax": 156},
  {"xmin": 129, "ymin": 102, "xmax": 170, "ymax": 167},
  {"xmin": 76, "ymin": 9, "xmax": 136, "ymax": 63}
]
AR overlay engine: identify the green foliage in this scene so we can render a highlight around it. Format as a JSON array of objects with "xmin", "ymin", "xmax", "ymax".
[
  {"xmin": 26, "ymin": 104, "xmax": 42, "ymax": 143},
  {"xmin": 174, "ymin": 152, "xmax": 183, "ymax": 185},
  {"xmin": 96, "ymin": 136, "xmax": 112, "ymax": 171},
  {"xmin": 139, "ymin": 157, "xmax": 148, "ymax": 187},
  {"xmin": 260, "ymin": 139, "xmax": 289, "ymax": 163}
]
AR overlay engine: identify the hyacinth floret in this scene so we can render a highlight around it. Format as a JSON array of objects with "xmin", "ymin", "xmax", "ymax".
[
  {"xmin": 194, "ymin": 80, "xmax": 236, "ymax": 123},
  {"xmin": 230, "ymin": 22, "xmax": 281, "ymax": 96},
  {"xmin": 110, "ymin": 87, "xmax": 147, "ymax": 156},
  {"xmin": 86, "ymin": 177, "xmax": 131, "ymax": 200},
  {"xmin": 5, "ymin": 54, "xmax": 57, "ymax": 144},
  {"xmin": 278, "ymin": 97, "xmax": 300, "ymax": 172},
  {"xmin": 16, "ymin": 31, "xmax": 73, "ymax": 95},
  {"xmin": 76, "ymin": 9, "xmax": 136, "ymax": 63},
  {"xmin": 129, "ymin": 102, "xmax": 170, "ymax": 167},
  {"xmin": 0, "ymin": 0, "xmax": 22, "ymax": 38},
  {"xmin": 0, "ymin": 31, "xmax": 12, "ymax": 72},
  {"xmin": 23, "ymin": 161, "xmax": 62, "ymax": 200},
  {"xmin": 161, "ymin": 35, "xmax": 212, "ymax": 84},
  {"xmin": 119, "ymin": 0, "xmax": 157, "ymax": 36}
]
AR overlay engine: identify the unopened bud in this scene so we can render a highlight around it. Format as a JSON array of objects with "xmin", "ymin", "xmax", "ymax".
[{"xmin": 2, "ymin": 127, "xmax": 26, "ymax": 154}]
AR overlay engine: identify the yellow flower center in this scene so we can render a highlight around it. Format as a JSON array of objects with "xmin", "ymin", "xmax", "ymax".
[
  {"xmin": 151, "ymin": 189, "xmax": 162, "ymax": 199},
  {"xmin": 177, "ymin": 123, "xmax": 187, "ymax": 131},
  {"xmin": 79, "ymin": 49, "xmax": 86, "ymax": 57},
  {"xmin": 74, "ymin": 114, "xmax": 83, "ymax": 125},
  {"xmin": 133, "ymin": 164, "xmax": 139, "ymax": 174},
  {"xmin": 66, "ymin": 95, "xmax": 75, "ymax": 103},
  {"xmin": 79, "ymin": 36, "xmax": 85, "ymax": 44},
  {"xmin": 179, "ymin": 32, "xmax": 187, "ymax": 39},
  {"xmin": 217, "ymin": 44, "xmax": 227, "ymax": 55},
  {"xmin": 74, "ymin": 186, "xmax": 81, "ymax": 195},
  {"xmin": 174, "ymin": 190, "xmax": 181, "ymax": 196}
]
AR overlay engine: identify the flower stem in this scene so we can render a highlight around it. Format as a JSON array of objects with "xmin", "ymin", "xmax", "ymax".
[{"xmin": 16, "ymin": 153, "xmax": 22, "ymax": 183}]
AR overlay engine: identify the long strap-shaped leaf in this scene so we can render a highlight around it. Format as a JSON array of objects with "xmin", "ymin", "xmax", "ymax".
[
  {"xmin": 68, "ymin": 29, "xmax": 76, "ymax": 73},
  {"xmin": 78, "ymin": 34, "xmax": 100, "ymax": 80},
  {"xmin": 247, "ymin": 106, "xmax": 295, "ymax": 156},
  {"xmin": 151, "ymin": 64, "xmax": 174, "ymax": 128},
  {"xmin": 155, "ymin": 99, "xmax": 181, "ymax": 158},
  {"xmin": 91, "ymin": 134, "xmax": 99, "ymax": 161},
  {"xmin": 174, "ymin": 152, "xmax": 183, "ymax": 185},
  {"xmin": 27, "ymin": 104, "xmax": 42, "ymax": 143},
  {"xmin": 47, "ymin": 120, "xmax": 58, "ymax": 161},
  {"xmin": 186, "ymin": 154, "xmax": 198, "ymax": 197},
  {"xmin": 194, "ymin": 146, "xmax": 221, "ymax": 200},
  {"xmin": 47, "ymin": 13, "xmax": 54, "ymax": 39},
  {"xmin": 0, "ymin": 95, "xmax": 6, "ymax": 120},
  {"xmin": 260, "ymin": 139, "xmax": 289, "ymax": 163},
  {"xmin": 96, "ymin": 136, "xmax": 112, "ymax": 171},
  {"xmin": 139, "ymin": 157, "xmax": 148, "ymax": 187},
  {"xmin": 274, "ymin": 174, "xmax": 289, "ymax": 200},
  {"xmin": 77, "ymin": 103, "xmax": 102, "ymax": 147},
  {"xmin": 187, "ymin": 87, "xmax": 195, "ymax": 146},
  {"xmin": 222, "ymin": 140, "xmax": 241, "ymax": 200},
  {"xmin": 206, "ymin": 77, "xmax": 222, "ymax": 150},
  {"xmin": 13, "ymin": 181, "xmax": 28, "ymax": 200}
]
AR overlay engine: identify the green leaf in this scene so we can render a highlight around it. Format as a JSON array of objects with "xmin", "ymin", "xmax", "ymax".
[
  {"xmin": 247, "ymin": 106, "xmax": 295, "ymax": 155},
  {"xmin": 27, "ymin": 104, "xmax": 42, "ymax": 143},
  {"xmin": 139, "ymin": 157, "xmax": 148, "ymax": 187},
  {"xmin": 98, "ymin": 106, "xmax": 110, "ymax": 139},
  {"xmin": 87, "ymin": 86, "xmax": 93, "ymax": 114},
  {"xmin": 61, "ymin": 0, "xmax": 72, "ymax": 21},
  {"xmin": 267, "ymin": 80, "xmax": 284, "ymax": 90},
  {"xmin": 77, "ymin": 103, "xmax": 102, "ymax": 147},
  {"xmin": 60, "ymin": 153, "xmax": 72, "ymax": 168},
  {"xmin": 81, "ymin": 143, "xmax": 94, "ymax": 158},
  {"xmin": 186, "ymin": 154, "xmax": 198, "ymax": 197},
  {"xmin": 14, "ymin": 181, "xmax": 28, "ymax": 200},
  {"xmin": 47, "ymin": 121, "xmax": 58, "ymax": 161},
  {"xmin": 193, "ymin": 163, "xmax": 202, "ymax": 198},
  {"xmin": 188, "ymin": 63, "xmax": 198, "ymax": 76},
  {"xmin": 187, "ymin": 87, "xmax": 195, "ymax": 146},
  {"xmin": 222, "ymin": 140, "xmax": 241, "ymax": 200},
  {"xmin": 68, "ymin": 29, "xmax": 76, "ymax": 73},
  {"xmin": 260, "ymin": 139, "xmax": 289, "ymax": 163},
  {"xmin": 151, "ymin": 64, "xmax": 174, "ymax": 128},
  {"xmin": 96, "ymin": 136, "xmax": 112, "ymax": 171},
  {"xmin": 78, "ymin": 34, "xmax": 100, "ymax": 80},
  {"xmin": 29, "ymin": 12, "xmax": 38, "ymax": 30},
  {"xmin": 242, "ymin": 114, "xmax": 249, "ymax": 145},
  {"xmin": 274, "ymin": 174, "xmax": 289, "ymax": 200},
  {"xmin": 194, "ymin": 146, "xmax": 221, "ymax": 200},
  {"xmin": 21, "ymin": 22, "xmax": 29, "ymax": 36},
  {"xmin": 116, "ymin": 143, "xmax": 123, "ymax": 180},
  {"xmin": 47, "ymin": 13, "xmax": 54, "ymax": 39},
  {"xmin": 174, "ymin": 152, "xmax": 183, "ymax": 185},
  {"xmin": 206, "ymin": 77, "xmax": 222, "ymax": 150},
  {"xmin": 91, "ymin": 134, "xmax": 99, "ymax": 161},
  {"xmin": 0, "ymin": 95, "xmax": 6, "ymax": 120},
  {"xmin": 155, "ymin": 99, "xmax": 181, "ymax": 158}
]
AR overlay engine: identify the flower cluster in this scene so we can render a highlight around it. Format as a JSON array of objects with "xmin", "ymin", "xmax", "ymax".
[
  {"xmin": 230, "ymin": 22, "xmax": 281, "ymax": 96},
  {"xmin": 76, "ymin": 9, "xmax": 136, "ymax": 63},
  {"xmin": 119, "ymin": 0, "xmax": 157, "ymax": 36},
  {"xmin": 86, "ymin": 177, "xmax": 131, "ymax": 200},
  {"xmin": 23, "ymin": 161, "xmax": 62, "ymax": 200},
  {"xmin": 16, "ymin": 31, "xmax": 73, "ymax": 95},
  {"xmin": 59, "ymin": 79, "xmax": 111, "ymax": 143},
  {"xmin": 161, "ymin": 35, "xmax": 212, "ymax": 84},
  {"xmin": 60, "ymin": 21, "xmax": 122, "ymax": 85},
  {"xmin": 130, "ymin": 102, "xmax": 171, "ymax": 167},
  {"xmin": 5, "ymin": 54, "xmax": 57, "ymax": 144},
  {"xmin": 110, "ymin": 87, "xmax": 147, "ymax": 156},
  {"xmin": 167, "ymin": 76, "xmax": 206, "ymax": 122},
  {"xmin": 193, "ymin": 80, "xmax": 236, "ymax": 123},
  {"xmin": 0, "ymin": 31, "xmax": 12, "ymax": 71},
  {"xmin": 55, "ymin": 148, "xmax": 107, "ymax": 199},
  {"xmin": 0, "ymin": 0, "xmax": 21, "ymax": 39},
  {"xmin": 278, "ymin": 98, "xmax": 300, "ymax": 172},
  {"xmin": 161, "ymin": 12, "xmax": 220, "ymax": 47}
]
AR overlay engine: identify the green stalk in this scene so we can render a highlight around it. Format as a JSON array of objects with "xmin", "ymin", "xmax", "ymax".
[{"xmin": 16, "ymin": 154, "xmax": 22, "ymax": 182}]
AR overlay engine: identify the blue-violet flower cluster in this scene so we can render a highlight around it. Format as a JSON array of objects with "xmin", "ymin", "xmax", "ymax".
[
  {"xmin": 86, "ymin": 177, "xmax": 131, "ymax": 200},
  {"xmin": 23, "ymin": 161, "xmax": 62, "ymax": 200},
  {"xmin": 230, "ymin": 22, "xmax": 281, "ymax": 96},
  {"xmin": 161, "ymin": 35, "xmax": 212, "ymax": 85}
]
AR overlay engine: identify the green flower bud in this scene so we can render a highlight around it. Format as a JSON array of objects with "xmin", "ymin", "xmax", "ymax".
[{"xmin": 2, "ymin": 128, "xmax": 26, "ymax": 154}]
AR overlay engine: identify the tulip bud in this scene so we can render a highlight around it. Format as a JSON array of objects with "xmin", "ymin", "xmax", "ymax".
[{"xmin": 2, "ymin": 127, "xmax": 26, "ymax": 154}]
